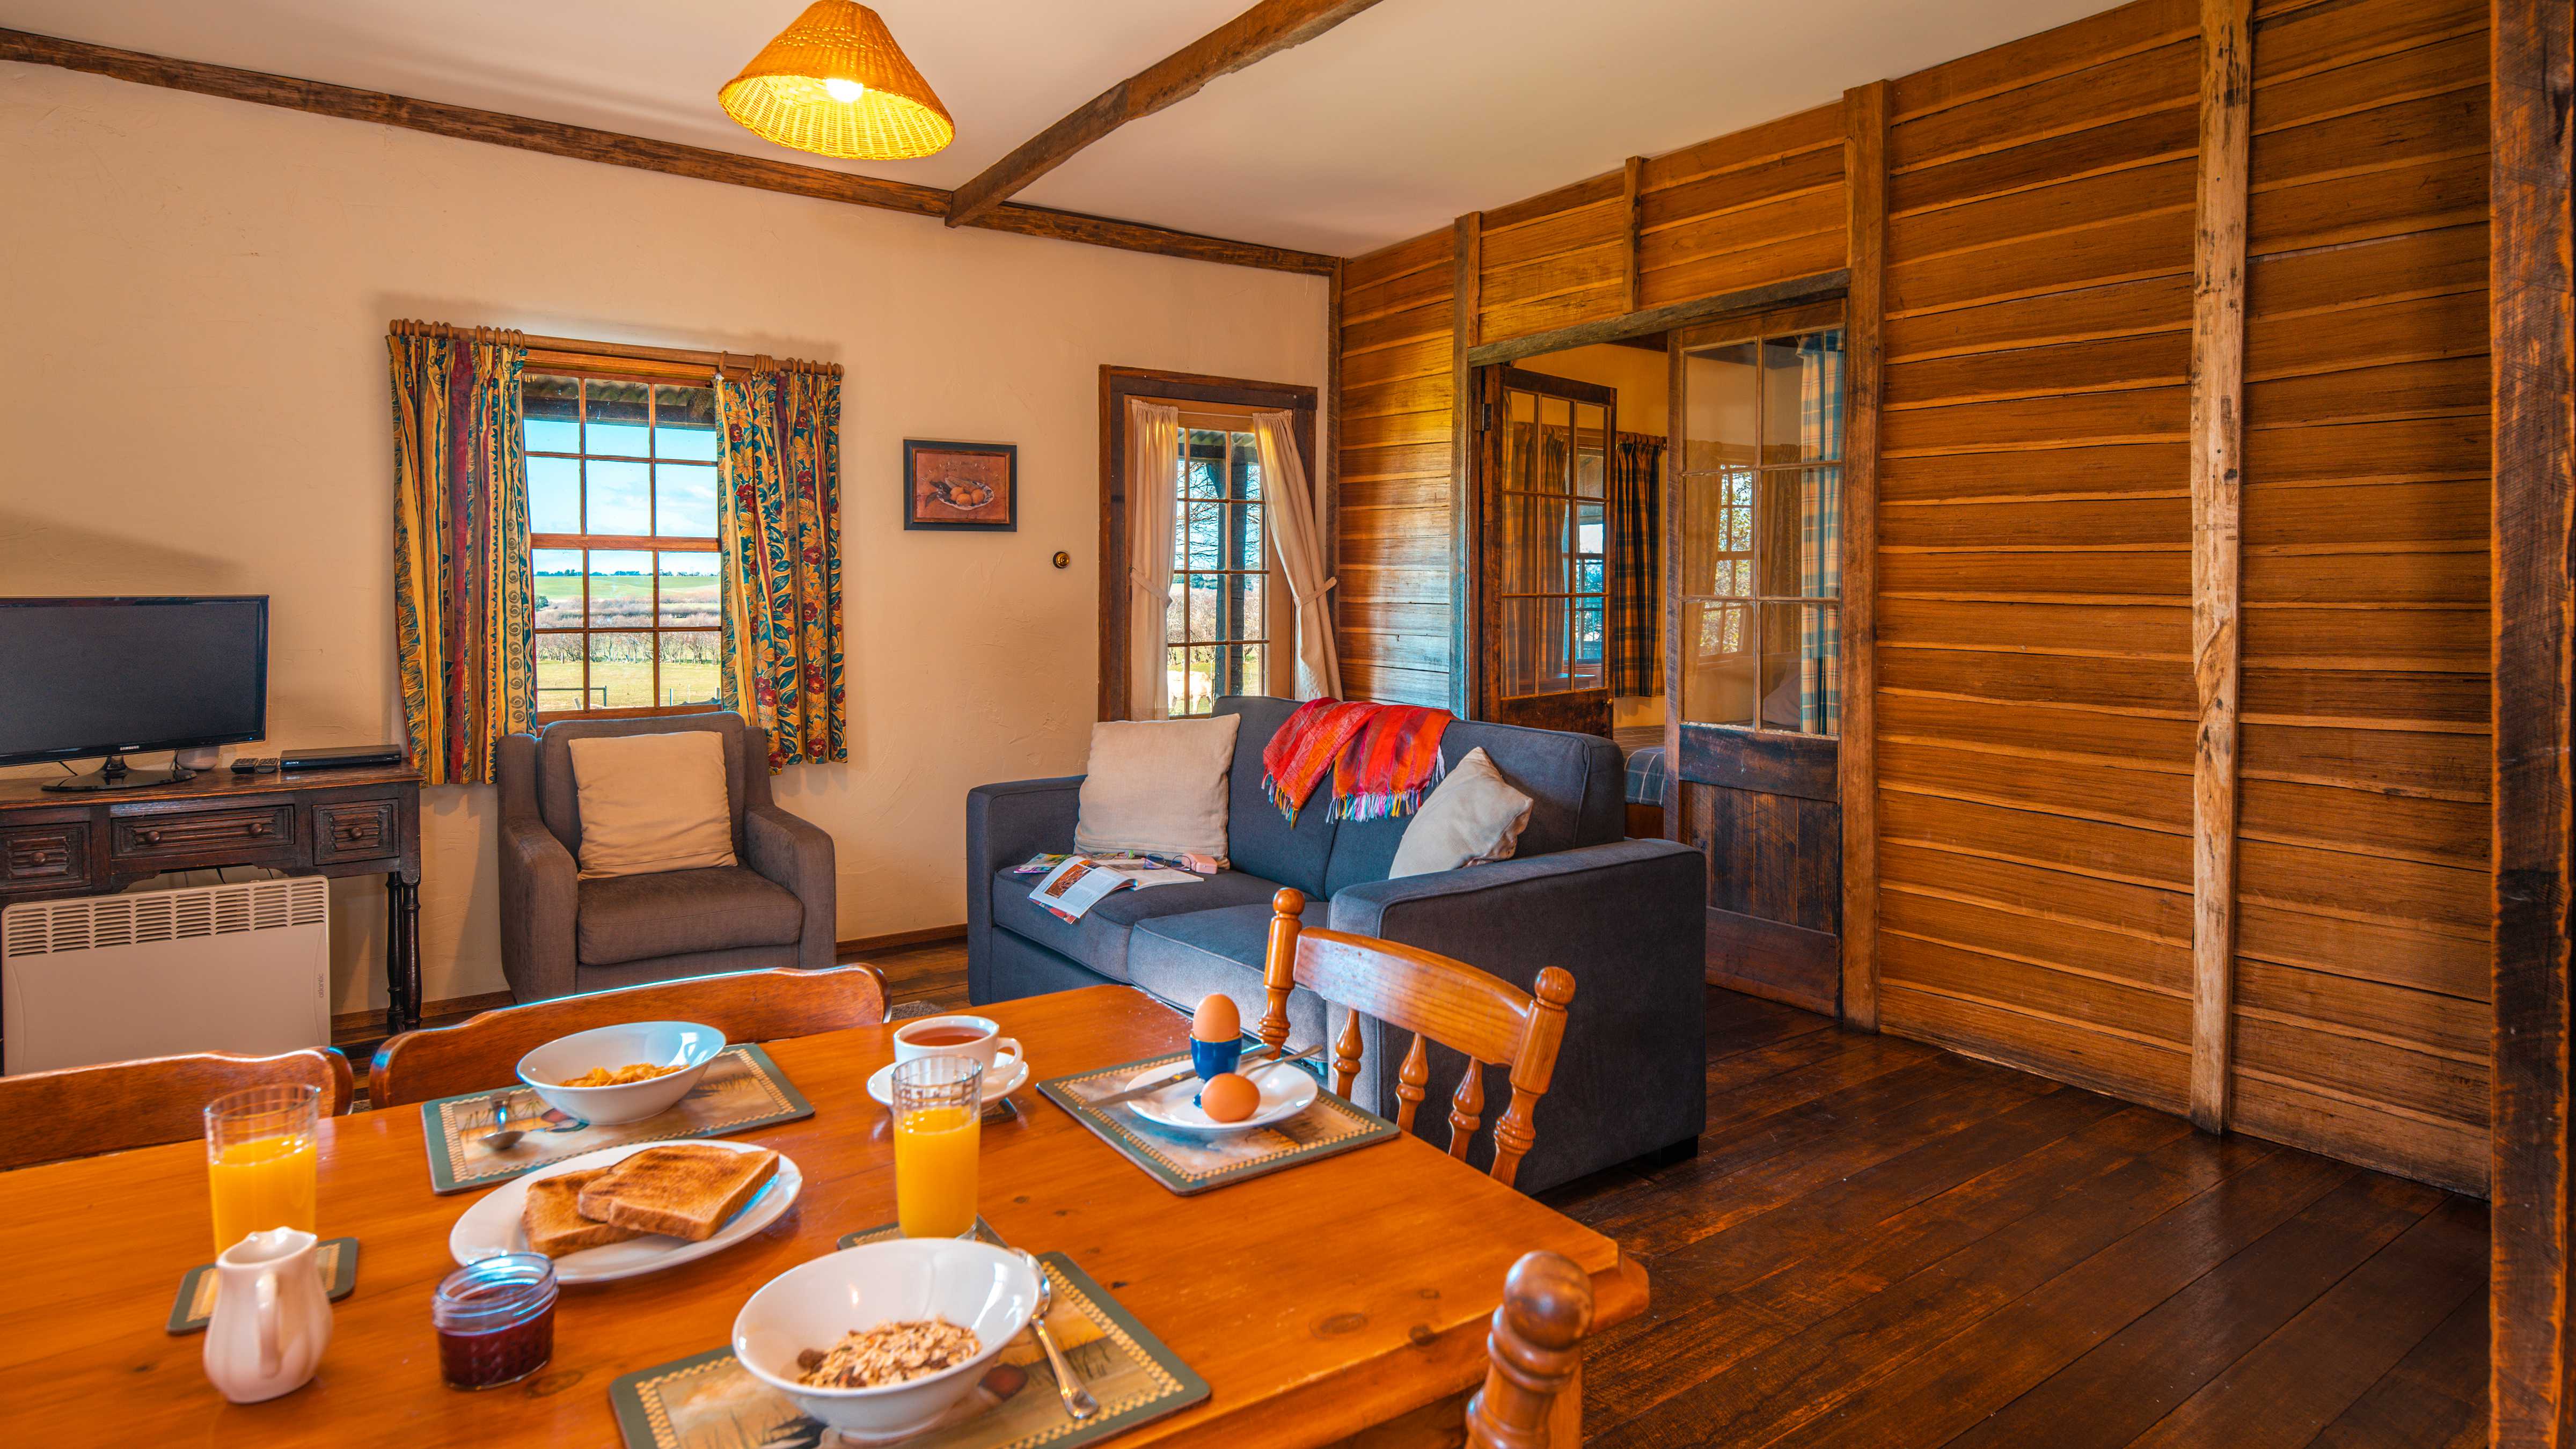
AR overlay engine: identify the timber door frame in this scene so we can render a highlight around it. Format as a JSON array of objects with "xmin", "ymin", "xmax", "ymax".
[{"xmin": 1470, "ymin": 364, "xmax": 1619, "ymax": 731}]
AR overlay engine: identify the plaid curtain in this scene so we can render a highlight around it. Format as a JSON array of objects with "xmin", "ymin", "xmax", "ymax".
[
  {"xmin": 388, "ymin": 325, "xmax": 533, "ymax": 786},
  {"xmin": 1799, "ymin": 331, "xmax": 1846, "ymax": 734},
  {"xmin": 1606, "ymin": 434, "xmax": 1664, "ymax": 697},
  {"xmin": 718, "ymin": 360, "xmax": 846, "ymax": 772}
]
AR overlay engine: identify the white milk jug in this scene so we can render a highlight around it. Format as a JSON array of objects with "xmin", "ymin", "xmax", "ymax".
[{"xmin": 202, "ymin": 1227, "xmax": 332, "ymax": 1403}]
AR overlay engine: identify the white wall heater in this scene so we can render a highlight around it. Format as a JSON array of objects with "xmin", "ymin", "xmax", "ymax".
[{"xmin": 1, "ymin": 873, "xmax": 333, "ymax": 1076}]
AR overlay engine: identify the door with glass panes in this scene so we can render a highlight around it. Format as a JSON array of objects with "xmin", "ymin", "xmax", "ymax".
[
  {"xmin": 1475, "ymin": 367, "xmax": 1616, "ymax": 734},
  {"xmin": 1666, "ymin": 301, "xmax": 1847, "ymax": 1012}
]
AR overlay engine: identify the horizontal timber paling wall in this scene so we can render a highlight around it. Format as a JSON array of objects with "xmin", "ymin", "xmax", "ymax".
[
  {"xmin": 1332, "ymin": 0, "xmax": 2493, "ymax": 1194},
  {"xmin": 1871, "ymin": 0, "xmax": 2491, "ymax": 1192}
]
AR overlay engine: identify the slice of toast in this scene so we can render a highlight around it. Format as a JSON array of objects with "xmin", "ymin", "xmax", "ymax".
[
  {"xmin": 575, "ymin": 1143, "xmax": 780, "ymax": 1242},
  {"xmin": 523, "ymin": 1168, "xmax": 646, "ymax": 1258}
]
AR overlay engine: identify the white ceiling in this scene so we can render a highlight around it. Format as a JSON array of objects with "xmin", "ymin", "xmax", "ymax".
[{"xmin": 0, "ymin": 0, "xmax": 2116, "ymax": 256}]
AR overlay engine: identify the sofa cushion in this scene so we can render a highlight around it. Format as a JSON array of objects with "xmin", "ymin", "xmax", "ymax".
[
  {"xmin": 1074, "ymin": 715, "xmax": 1240, "ymax": 862},
  {"xmin": 1212, "ymin": 696, "xmax": 1335, "ymax": 897},
  {"xmin": 1324, "ymin": 716, "xmax": 1623, "ymax": 894},
  {"xmin": 987, "ymin": 867, "xmax": 1286, "ymax": 983},
  {"xmin": 576, "ymin": 866, "xmax": 802, "ymax": 967},
  {"xmin": 1389, "ymin": 747, "xmax": 1534, "ymax": 879}
]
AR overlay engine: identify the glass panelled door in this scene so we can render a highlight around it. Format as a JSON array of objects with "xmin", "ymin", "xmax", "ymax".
[
  {"xmin": 1477, "ymin": 367, "xmax": 1615, "ymax": 733},
  {"xmin": 1667, "ymin": 301, "xmax": 1848, "ymax": 1011}
]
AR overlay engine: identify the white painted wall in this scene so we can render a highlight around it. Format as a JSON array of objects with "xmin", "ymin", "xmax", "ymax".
[{"xmin": 0, "ymin": 63, "xmax": 1327, "ymax": 1014}]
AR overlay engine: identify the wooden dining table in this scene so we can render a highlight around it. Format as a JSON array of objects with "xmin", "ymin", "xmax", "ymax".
[{"xmin": 0, "ymin": 985, "xmax": 1645, "ymax": 1447}]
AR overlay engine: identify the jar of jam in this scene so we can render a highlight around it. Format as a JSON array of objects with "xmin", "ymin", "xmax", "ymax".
[{"xmin": 434, "ymin": 1254, "xmax": 557, "ymax": 1390}]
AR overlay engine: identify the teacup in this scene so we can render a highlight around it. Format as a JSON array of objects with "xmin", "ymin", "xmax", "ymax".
[{"xmin": 892, "ymin": 1014, "xmax": 1022, "ymax": 1077}]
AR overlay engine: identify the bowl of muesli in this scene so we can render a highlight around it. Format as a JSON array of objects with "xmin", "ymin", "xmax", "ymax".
[{"xmin": 733, "ymin": 1239, "xmax": 1040, "ymax": 1439}]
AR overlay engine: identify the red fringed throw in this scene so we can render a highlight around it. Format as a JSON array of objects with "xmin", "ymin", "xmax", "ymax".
[{"xmin": 1261, "ymin": 699, "xmax": 1454, "ymax": 826}]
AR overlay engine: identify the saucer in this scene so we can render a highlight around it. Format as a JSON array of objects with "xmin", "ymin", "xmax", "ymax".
[
  {"xmin": 865, "ymin": 1055, "xmax": 1028, "ymax": 1109},
  {"xmin": 1117, "ymin": 1058, "xmax": 1318, "ymax": 1138}
]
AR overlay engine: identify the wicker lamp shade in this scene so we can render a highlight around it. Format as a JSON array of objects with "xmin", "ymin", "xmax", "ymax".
[{"xmin": 719, "ymin": 2, "xmax": 954, "ymax": 160}]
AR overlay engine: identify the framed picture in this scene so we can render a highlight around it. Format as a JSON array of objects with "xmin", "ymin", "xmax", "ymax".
[{"xmin": 903, "ymin": 439, "xmax": 1018, "ymax": 531}]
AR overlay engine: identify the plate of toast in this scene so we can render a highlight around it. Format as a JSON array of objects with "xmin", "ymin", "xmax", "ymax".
[{"xmin": 450, "ymin": 1138, "xmax": 800, "ymax": 1284}]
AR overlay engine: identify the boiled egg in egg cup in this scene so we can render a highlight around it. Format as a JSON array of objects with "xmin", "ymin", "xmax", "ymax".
[{"xmin": 1189, "ymin": 993, "xmax": 1247, "ymax": 1085}]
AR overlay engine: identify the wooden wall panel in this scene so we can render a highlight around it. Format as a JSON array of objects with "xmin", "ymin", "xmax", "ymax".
[
  {"xmin": 2226, "ymin": 0, "xmax": 2492, "ymax": 1192},
  {"xmin": 1337, "ymin": 227, "xmax": 1457, "ymax": 707}
]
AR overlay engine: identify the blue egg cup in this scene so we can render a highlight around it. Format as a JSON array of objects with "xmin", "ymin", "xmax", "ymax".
[{"xmin": 1190, "ymin": 1036, "xmax": 1245, "ymax": 1107}]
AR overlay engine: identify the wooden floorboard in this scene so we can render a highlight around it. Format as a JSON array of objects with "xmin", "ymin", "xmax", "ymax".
[{"xmin": 865, "ymin": 960, "xmax": 2492, "ymax": 1447}]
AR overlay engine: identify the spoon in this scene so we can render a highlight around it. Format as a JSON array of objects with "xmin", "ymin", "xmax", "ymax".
[
  {"xmin": 1022, "ymin": 1250, "xmax": 1099, "ymax": 1421},
  {"xmin": 479, "ymin": 1096, "xmax": 526, "ymax": 1151}
]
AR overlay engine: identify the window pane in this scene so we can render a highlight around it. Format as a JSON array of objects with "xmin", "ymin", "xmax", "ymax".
[
  {"xmin": 1184, "ymin": 573, "xmax": 1223, "ymax": 643},
  {"xmin": 1227, "ymin": 572, "xmax": 1267, "ymax": 644},
  {"xmin": 533, "ymin": 549, "xmax": 585, "ymax": 627},
  {"xmin": 1165, "ymin": 575, "xmax": 1187, "ymax": 645},
  {"xmin": 1234, "ymin": 643, "xmax": 1265, "ymax": 698},
  {"xmin": 1183, "ymin": 433, "xmax": 1226, "ymax": 498},
  {"xmin": 1680, "ymin": 599, "xmax": 1756, "ymax": 728},
  {"xmin": 1236, "ymin": 433, "xmax": 1263, "ymax": 501},
  {"xmin": 524, "ymin": 375, "xmax": 581, "ymax": 454},
  {"xmin": 585, "ymin": 379, "xmax": 651, "ymax": 458},
  {"xmin": 589, "ymin": 460, "xmax": 652, "ymax": 535},
  {"xmin": 1183, "ymin": 502, "xmax": 1225, "ymax": 571},
  {"xmin": 1801, "ymin": 467, "xmax": 1841, "ymax": 600},
  {"xmin": 657, "ymin": 552, "xmax": 721, "ymax": 627},
  {"xmin": 655, "ymin": 462, "xmax": 719, "ymax": 538},
  {"xmin": 1182, "ymin": 644, "xmax": 1221, "ymax": 717},
  {"xmin": 1574, "ymin": 402, "xmax": 1607, "ymax": 499},
  {"xmin": 1763, "ymin": 330, "xmax": 1843, "ymax": 465},
  {"xmin": 1767, "ymin": 602, "xmax": 1841, "ymax": 736},
  {"xmin": 1167, "ymin": 646, "xmax": 1191, "ymax": 718},
  {"xmin": 1757, "ymin": 470, "xmax": 1802, "ymax": 597},
  {"xmin": 653, "ymin": 384, "xmax": 719, "ymax": 462},
  {"xmin": 1234, "ymin": 499, "xmax": 1265, "ymax": 571},
  {"xmin": 589, "ymin": 631, "xmax": 653, "ymax": 708},
  {"xmin": 658, "ymin": 632, "xmax": 720, "ymax": 709},
  {"xmin": 529, "ymin": 456, "xmax": 581, "ymax": 535},
  {"xmin": 535, "ymin": 633, "xmax": 586, "ymax": 712},
  {"xmin": 1679, "ymin": 341, "xmax": 1758, "ymax": 473},
  {"xmin": 588, "ymin": 550, "xmax": 653, "ymax": 632}
]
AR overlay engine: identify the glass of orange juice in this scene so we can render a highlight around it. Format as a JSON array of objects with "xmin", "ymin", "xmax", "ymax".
[
  {"xmin": 891, "ymin": 1056, "xmax": 983, "ymax": 1238},
  {"xmin": 204, "ymin": 1085, "xmax": 320, "ymax": 1255}
]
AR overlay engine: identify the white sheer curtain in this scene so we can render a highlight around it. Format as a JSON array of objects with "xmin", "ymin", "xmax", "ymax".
[
  {"xmin": 1251, "ymin": 409, "xmax": 1342, "ymax": 700},
  {"xmin": 1125, "ymin": 399, "xmax": 1182, "ymax": 719}
]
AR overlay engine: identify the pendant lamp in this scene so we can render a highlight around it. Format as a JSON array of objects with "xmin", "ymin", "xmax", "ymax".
[{"xmin": 719, "ymin": 2, "xmax": 954, "ymax": 160}]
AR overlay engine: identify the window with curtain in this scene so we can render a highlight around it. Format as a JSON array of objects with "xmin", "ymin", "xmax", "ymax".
[
  {"xmin": 1675, "ymin": 321, "xmax": 1844, "ymax": 736},
  {"xmin": 1167, "ymin": 425, "xmax": 1279, "ymax": 718},
  {"xmin": 523, "ymin": 374, "xmax": 723, "ymax": 719}
]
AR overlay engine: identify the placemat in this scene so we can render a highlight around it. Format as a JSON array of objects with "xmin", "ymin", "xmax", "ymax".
[
  {"xmin": 421, "ymin": 1044, "xmax": 813, "ymax": 1194},
  {"xmin": 1037, "ymin": 1049, "xmax": 1396, "ymax": 1196},
  {"xmin": 608, "ymin": 1223, "xmax": 1205, "ymax": 1449},
  {"xmin": 167, "ymin": 1237, "xmax": 359, "ymax": 1335}
]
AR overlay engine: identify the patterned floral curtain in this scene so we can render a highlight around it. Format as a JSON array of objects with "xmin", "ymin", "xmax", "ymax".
[
  {"xmin": 1606, "ymin": 434, "xmax": 1664, "ymax": 698},
  {"xmin": 1798, "ymin": 330, "xmax": 1846, "ymax": 734},
  {"xmin": 388, "ymin": 324, "xmax": 534, "ymax": 786},
  {"xmin": 717, "ymin": 359, "xmax": 846, "ymax": 772}
]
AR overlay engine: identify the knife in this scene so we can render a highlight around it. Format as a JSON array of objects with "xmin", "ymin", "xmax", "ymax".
[{"xmin": 1091, "ymin": 1042, "xmax": 1323, "ymax": 1109}]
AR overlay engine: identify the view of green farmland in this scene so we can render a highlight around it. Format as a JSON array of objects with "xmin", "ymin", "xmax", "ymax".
[{"xmin": 535, "ymin": 566, "xmax": 723, "ymax": 711}]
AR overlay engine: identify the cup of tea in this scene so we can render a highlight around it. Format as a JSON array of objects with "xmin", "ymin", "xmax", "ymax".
[{"xmin": 892, "ymin": 1015, "xmax": 1021, "ymax": 1076}]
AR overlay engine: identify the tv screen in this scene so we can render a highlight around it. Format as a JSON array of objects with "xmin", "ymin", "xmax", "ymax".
[{"xmin": 0, "ymin": 597, "xmax": 269, "ymax": 766}]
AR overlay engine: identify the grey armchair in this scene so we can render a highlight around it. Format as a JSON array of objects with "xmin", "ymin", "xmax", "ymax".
[{"xmin": 495, "ymin": 711, "xmax": 836, "ymax": 1002}]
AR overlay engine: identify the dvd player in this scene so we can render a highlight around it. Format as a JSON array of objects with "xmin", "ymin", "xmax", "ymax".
[{"xmin": 280, "ymin": 744, "xmax": 407, "ymax": 772}]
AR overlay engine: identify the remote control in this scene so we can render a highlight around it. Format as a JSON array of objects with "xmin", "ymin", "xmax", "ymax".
[{"xmin": 229, "ymin": 757, "xmax": 281, "ymax": 774}]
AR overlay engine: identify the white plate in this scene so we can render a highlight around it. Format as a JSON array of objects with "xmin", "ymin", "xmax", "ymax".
[
  {"xmin": 865, "ymin": 1055, "xmax": 1028, "ymax": 1109},
  {"xmin": 1117, "ymin": 1059, "xmax": 1319, "ymax": 1138},
  {"xmin": 449, "ymin": 1138, "xmax": 801, "ymax": 1285}
]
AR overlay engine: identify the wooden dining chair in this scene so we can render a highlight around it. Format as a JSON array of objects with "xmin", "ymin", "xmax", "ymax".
[
  {"xmin": 0, "ymin": 1047, "xmax": 356, "ymax": 1173},
  {"xmin": 1258, "ymin": 887, "xmax": 1575, "ymax": 1188},
  {"xmin": 1465, "ymin": 1250, "xmax": 1596, "ymax": 1448},
  {"xmin": 369, "ymin": 963, "xmax": 889, "ymax": 1109}
]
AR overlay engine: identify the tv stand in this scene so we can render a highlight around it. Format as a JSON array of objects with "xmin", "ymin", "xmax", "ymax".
[{"xmin": 40, "ymin": 752, "xmax": 197, "ymax": 793}]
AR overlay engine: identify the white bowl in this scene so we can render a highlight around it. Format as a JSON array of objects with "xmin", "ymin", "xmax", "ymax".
[
  {"xmin": 734, "ymin": 1239, "xmax": 1040, "ymax": 1441},
  {"xmin": 515, "ymin": 1021, "xmax": 725, "ymax": 1125}
]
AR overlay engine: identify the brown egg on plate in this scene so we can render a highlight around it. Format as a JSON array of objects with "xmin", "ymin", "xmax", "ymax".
[
  {"xmin": 1199, "ymin": 1071, "xmax": 1260, "ymax": 1123},
  {"xmin": 1191, "ymin": 993, "xmax": 1241, "ymax": 1043}
]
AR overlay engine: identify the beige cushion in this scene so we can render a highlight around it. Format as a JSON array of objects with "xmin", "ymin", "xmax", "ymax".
[
  {"xmin": 1388, "ymin": 747, "xmax": 1534, "ymax": 880},
  {"xmin": 1073, "ymin": 715, "xmax": 1240, "ymax": 864},
  {"xmin": 567, "ymin": 731, "xmax": 739, "ymax": 880}
]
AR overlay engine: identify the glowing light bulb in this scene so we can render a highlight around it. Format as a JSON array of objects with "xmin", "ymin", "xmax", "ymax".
[{"xmin": 824, "ymin": 77, "xmax": 865, "ymax": 103}]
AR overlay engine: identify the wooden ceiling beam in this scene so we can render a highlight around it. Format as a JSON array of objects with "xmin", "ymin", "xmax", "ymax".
[
  {"xmin": 943, "ymin": 0, "xmax": 1387, "ymax": 228},
  {"xmin": 0, "ymin": 27, "xmax": 1336, "ymax": 276}
]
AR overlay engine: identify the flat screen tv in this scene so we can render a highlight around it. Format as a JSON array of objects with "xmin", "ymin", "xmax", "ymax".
[{"xmin": 0, "ymin": 596, "xmax": 269, "ymax": 791}]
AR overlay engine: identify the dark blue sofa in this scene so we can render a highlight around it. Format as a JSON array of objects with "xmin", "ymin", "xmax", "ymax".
[{"xmin": 965, "ymin": 696, "xmax": 1706, "ymax": 1193}]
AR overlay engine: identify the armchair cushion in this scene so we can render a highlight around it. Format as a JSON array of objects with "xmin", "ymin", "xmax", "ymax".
[
  {"xmin": 566, "ymin": 730, "xmax": 740, "ymax": 879},
  {"xmin": 985, "ymin": 866, "xmax": 1286, "ymax": 983},
  {"xmin": 575, "ymin": 866, "xmax": 803, "ymax": 967}
]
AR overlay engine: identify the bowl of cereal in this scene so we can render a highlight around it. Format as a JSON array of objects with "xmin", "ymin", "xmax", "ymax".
[
  {"xmin": 515, "ymin": 1021, "xmax": 725, "ymax": 1125},
  {"xmin": 734, "ymin": 1239, "xmax": 1041, "ymax": 1440}
]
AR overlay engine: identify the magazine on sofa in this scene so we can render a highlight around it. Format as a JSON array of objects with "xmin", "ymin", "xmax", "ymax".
[{"xmin": 1028, "ymin": 855, "xmax": 1204, "ymax": 923}]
